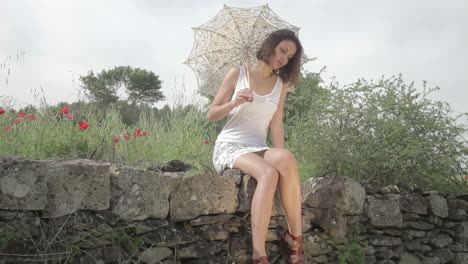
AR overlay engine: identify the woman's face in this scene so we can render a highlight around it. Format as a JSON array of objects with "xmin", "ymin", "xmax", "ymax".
[{"xmin": 269, "ymin": 40, "xmax": 297, "ymax": 70}]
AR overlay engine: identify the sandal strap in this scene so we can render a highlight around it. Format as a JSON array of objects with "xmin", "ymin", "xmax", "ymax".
[
  {"xmin": 286, "ymin": 230, "xmax": 302, "ymax": 241},
  {"xmin": 290, "ymin": 259, "xmax": 305, "ymax": 264},
  {"xmin": 282, "ymin": 230, "xmax": 305, "ymax": 263},
  {"xmin": 283, "ymin": 231, "xmax": 303, "ymax": 252},
  {"xmin": 289, "ymin": 249, "xmax": 301, "ymax": 255},
  {"xmin": 251, "ymin": 256, "xmax": 269, "ymax": 264}
]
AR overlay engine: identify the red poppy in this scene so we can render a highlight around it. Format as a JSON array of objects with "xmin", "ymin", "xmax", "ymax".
[
  {"xmin": 123, "ymin": 132, "xmax": 131, "ymax": 140},
  {"xmin": 133, "ymin": 129, "xmax": 142, "ymax": 137},
  {"xmin": 65, "ymin": 114, "xmax": 74, "ymax": 120},
  {"xmin": 4, "ymin": 126, "xmax": 12, "ymax": 131},
  {"xmin": 142, "ymin": 131, "xmax": 148, "ymax": 136},
  {"xmin": 0, "ymin": 109, "xmax": 5, "ymax": 115},
  {"xmin": 79, "ymin": 122, "xmax": 90, "ymax": 130},
  {"xmin": 18, "ymin": 113, "xmax": 27, "ymax": 118},
  {"xmin": 204, "ymin": 140, "xmax": 209, "ymax": 145},
  {"xmin": 113, "ymin": 137, "xmax": 120, "ymax": 143},
  {"xmin": 28, "ymin": 115, "xmax": 37, "ymax": 120},
  {"xmin": 61, "ymin": 106, "xmax": 70, "ymax": 115},
  {"xmin": 14, "ymin": 119, "xmax": 20, "ymax": 125}
]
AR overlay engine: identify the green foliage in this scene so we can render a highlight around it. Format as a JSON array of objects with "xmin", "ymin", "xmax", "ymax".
[
  {"xmin": 285, "ymin": 72, "xmax": 468, "ymax": 193},
  {"xmin": 285, "ymin": 68, "xmax": 328, "ymax": 127},
  {"xmin": 428, "ymin": 215, "xmax": 443, "ymax": 226},
  {"xmin": 141, "ymin": 104, "xmax": 218, "ymax": 172},
  {"xmin": 115, "ymin": 100, "xmax": 142, "ymax": 126},
  {"xmin": 79, "ymin": 66, "xmax": 164, "ymax": 105},
  {"xmin": 91, "ymin": 230, "xmax": 144, "ymax": 248},
  {"xmin": 127, "ymin": 68, "xmax": 165, "ymax": 104},
  {"xmin": 284, "ymin": 69, "xmax": 330, "ymax": 180},
  {"xmin": 17, "ymin": 105, "xmax": 38, "ymax": 114},
  {"xmin": 0, "ymin": 101, "xmax": 218, "ymax": 173},
  {"xmin": 337, "ymin": 240, "xmax": 366, "ymax": 264},
  {"xmin": 2, "ymin": 66, "xmax": 467, "ymax": 194},
  {"xmin": 79, "ymin": 70, "xmax": 119, "ymax": 104},
  {"xmin": 0, "ymin": 230, "xmax": 21, "ymax": 247}
]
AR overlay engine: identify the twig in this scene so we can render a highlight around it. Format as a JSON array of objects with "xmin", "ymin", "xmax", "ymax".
[
  {"xmin": 14, "ymin": 202, "xmax": 45, "ymax": 262},
  {"xmin": 0, "ymin": 252, "xmax": 71, "ymax": 257},
  {"xmin": 18, "ymin": 257, "xmax": 68, "ymax": 262},
  {"xmin": 43, "ymin": 212, "xmax": 74, "ymax": 252},
  {"xmin": 90, "ymin": 136, "xmax": 106, "ymax": 159}
]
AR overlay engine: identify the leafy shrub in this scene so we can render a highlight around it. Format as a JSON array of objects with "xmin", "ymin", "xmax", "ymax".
[{"xmin": 285, "ymin": 72, "xmax": 467, "ymax": 193}]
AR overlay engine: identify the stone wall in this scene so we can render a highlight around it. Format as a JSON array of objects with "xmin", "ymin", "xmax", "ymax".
[{"xmin": 0, "ymin": 155, "xmax": 467, "ymax": 264}]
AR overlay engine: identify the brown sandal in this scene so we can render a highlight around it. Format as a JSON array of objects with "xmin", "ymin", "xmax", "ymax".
[
  {"xmin": 251, "ymin": 256, "xmax": 270, "ymax": 264},
  {"xmin": 281, "ymin": 230, "xmax": 305, "ymax": 264}
]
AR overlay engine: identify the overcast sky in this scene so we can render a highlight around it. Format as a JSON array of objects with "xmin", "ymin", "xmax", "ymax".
[{"xmin": 1, "ymin": 0, "xmax": 467, "ymax": 117}]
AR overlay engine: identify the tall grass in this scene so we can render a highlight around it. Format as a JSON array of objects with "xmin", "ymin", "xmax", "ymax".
[
  {"xmin": 0, "ymin": 102, "xmax": 218, "ymax": 173},
  {"xmin": 0, "ymin": 68, "xmax": 222, "ymax": 172}
]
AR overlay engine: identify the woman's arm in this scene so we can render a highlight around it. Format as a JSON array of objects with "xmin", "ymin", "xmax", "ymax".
[
  {"xmin": 269, "ymin": 81, "xmax": 289, "ymax": 148},
  {"xmin": 207, "ymin": 67, "xmax": 253, "ymax": 122}
]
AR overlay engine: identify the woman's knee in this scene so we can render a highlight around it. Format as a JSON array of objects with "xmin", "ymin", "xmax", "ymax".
[
  {"xmin": 266, "ymin": 148, "xmax": 298, "ymax": 168},
  {"xmin": 257, "ymin": 166, "xmax": 279, "ymax": 186}
]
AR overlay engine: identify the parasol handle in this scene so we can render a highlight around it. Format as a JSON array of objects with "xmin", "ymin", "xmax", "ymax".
[
  {"xmin": 245, "ymin": 48, "xmax": 253, "ymax": 102},
  {"xmin": 245, "ymin": 48, "xmax": 251, "ymax": 89}
]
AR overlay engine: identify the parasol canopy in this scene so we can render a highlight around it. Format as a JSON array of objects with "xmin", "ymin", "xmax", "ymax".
[{"xmin": 184, "ymin": 4, "xmax": 307, "ymax": 96}]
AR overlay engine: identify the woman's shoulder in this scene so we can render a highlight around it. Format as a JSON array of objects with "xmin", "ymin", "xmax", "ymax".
[
  {"xmin": 224, "ymin": 66, "xmax": 242, "ymax": 85},
  {"xmin": 226, "ymin": 66, "xmax": 241, "ymax": 77}
]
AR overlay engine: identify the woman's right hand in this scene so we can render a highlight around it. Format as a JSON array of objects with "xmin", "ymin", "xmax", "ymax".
[
  {"xmin": 207, "ymin": 67, "xmax": 253, "ymax": 122},
  {"xmin": 233, "ymin": 88, "xmax": 254, "ymax": 106}
]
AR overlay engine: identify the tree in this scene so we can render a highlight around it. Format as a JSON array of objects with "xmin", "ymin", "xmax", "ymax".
[
  {"xmin": 79, "ymin": 66, "xmax": 165, "ymax": 105},
  {"xmin": 127, "ymin": 68, "xmax": 165, "ymax": 104}
]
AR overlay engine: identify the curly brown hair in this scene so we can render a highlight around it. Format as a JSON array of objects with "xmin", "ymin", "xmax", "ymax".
[{"xmin": 256, "ymin": 29, "xmax": 303, "ymax": 87}]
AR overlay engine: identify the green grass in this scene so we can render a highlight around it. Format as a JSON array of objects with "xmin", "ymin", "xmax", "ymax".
[
  {"xmin": 337, "ymin": 240, "xmax": 366, "ymax": 264},
  {"xmin": 0, "ymin": 103, "xmax": 218, "ymax": 173},
  {"xmin": 1, "ymin": 99, "xmax": 466, "ymax": 194}
]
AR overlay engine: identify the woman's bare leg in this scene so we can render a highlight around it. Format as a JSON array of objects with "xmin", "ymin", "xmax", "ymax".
[
  {"xmin": 262, "ymin": 149, "xmax": 302, "ymax": 262},
  {"xmin": 233, "ymin": 152, "xmax": 279, "ymax": 259}
]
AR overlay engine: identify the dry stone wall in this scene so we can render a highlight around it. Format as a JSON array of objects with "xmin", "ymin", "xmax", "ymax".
[{"xmin": 0, "ymin": 155, "xmax": 467, "ymax": 264}]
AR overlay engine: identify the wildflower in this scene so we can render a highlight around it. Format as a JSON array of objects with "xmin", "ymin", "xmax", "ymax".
[
  {"xmin": 79, "ymin": 122, "xmax": 90, "ymax": 130},
  {"xmin": 65, "ymin": 114, "xmax": 74, "ymax": 120},
  {"xmin": 113, "ymin": 136, "xmax": 120, "ymax": 143},
  {"xmin": 132, "ymin": 129, "xmax": 148, "ymax": 137},
  {"xmin": 61, "ymin": 106, "xmax": 70, "ymax": 115},
  {"xmin": 123, "ymin": 132, "xmax": 131, "ymax": 140},
  {"xmin": 14, "ymin": 119, "xmax": 20, "ymax": 125},
  {"xmin": 0, "ymin": 109, "xmax": 5, "ymax": 115},
  {"xmin": 18, "ymin": 113, "xmax": 27, "ymax": 118},
  {"xmin": 28, "ymin": 115, "xmax": 37, "ymax": 120},
  {"xmin": 133, "ymin": 129, "xmax": 142, "ymax": 137},
  {"xmin": 204, "ymin": 140, "xmax": 209, "ymax": 145},
  {"xmin": 4, "ymin": 126, "xmax": 12, "ymax": 131}
]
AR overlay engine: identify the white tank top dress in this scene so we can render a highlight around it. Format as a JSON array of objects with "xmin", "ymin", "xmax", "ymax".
[{"xmin": 213, "ymin": 66, "xmax": 283, "ymax": 174}]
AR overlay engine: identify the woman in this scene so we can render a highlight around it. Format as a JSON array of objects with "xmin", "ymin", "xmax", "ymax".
[{"xmin": 207, "ymin": 29, "xmax": 305, "ymax": 264}]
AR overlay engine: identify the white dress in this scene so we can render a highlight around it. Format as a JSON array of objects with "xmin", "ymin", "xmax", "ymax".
[{"xmin": 213, "ymin": 66, "xmax": 283, "ymax": 174}]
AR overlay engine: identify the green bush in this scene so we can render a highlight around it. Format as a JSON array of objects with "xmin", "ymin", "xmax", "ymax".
[{"xmin": 285, "ymin": 72, "xmax": 468, "ymax": 193}]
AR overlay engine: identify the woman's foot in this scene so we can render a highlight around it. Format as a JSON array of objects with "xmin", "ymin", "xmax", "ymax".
[
  {"xmin": 251, "ymin": 256, "xmax": 270, "ymax": 264},
  {"xmin": 281, "ymin": 230, "xmax": 305, "ymax": 264}
]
